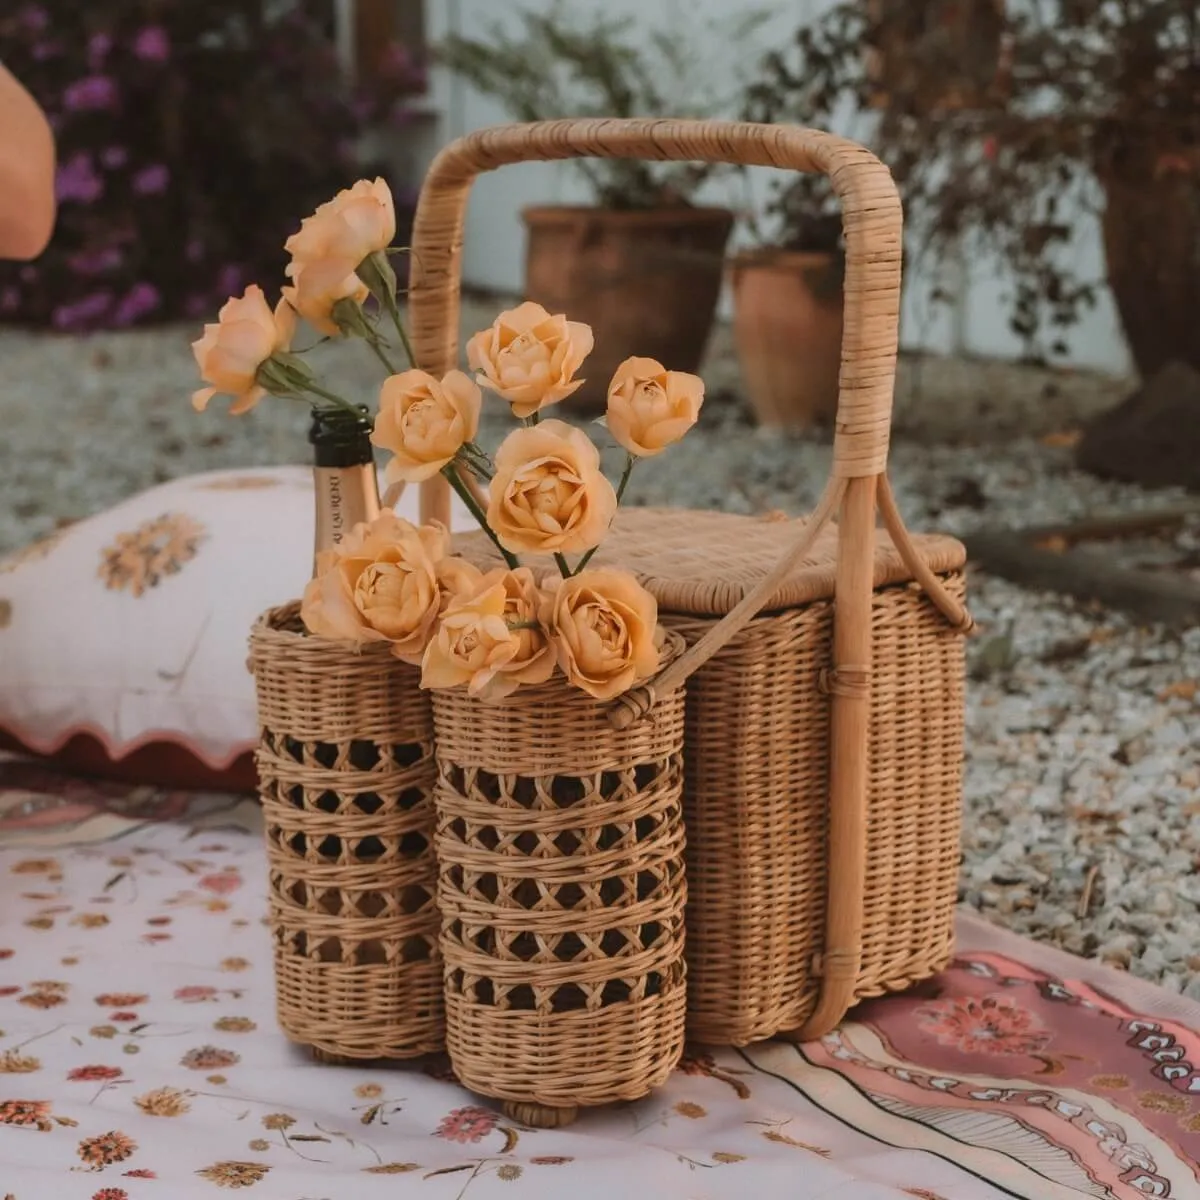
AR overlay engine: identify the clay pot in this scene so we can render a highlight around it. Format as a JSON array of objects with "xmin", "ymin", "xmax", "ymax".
[
  {"xmin": 522, "ymin": 206, "xmax": 734, "ymax": 412},
  {"xmin": 730, "ymin": 249, "xmax": 844, "ymax": 430}
]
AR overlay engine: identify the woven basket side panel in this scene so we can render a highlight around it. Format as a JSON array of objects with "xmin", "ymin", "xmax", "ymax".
[
  {"xmin": 432, "ymin": 665, "xmax": 688, "ymax": 1111},
  {"xmin": 252, "ymin": 604, "xmax": 442, "ymax": 1059},
  {"xmin": 856, "ymin": 575, "xmax": 966, "ymax": 997},
  {"xmin": 666, "ymin": 573, "xmax": 966, "ymax": 1047},
  {"xmin": 665, "ymin": 607, "xmax": 832, "ymax": 1046}
]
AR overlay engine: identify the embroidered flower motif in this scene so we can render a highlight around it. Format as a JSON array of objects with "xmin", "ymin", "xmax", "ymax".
[
  {"xmin": 0, "ymin": 1051, "xmax": 41, "ymax": 1073},
  {"xmin": 110, "ymin": 1011, "xmax": 138, "ymax": 1022},
  {"xmin": 98, "ymin": 512, "xmax": 206, "ymax": 597},
  {"xmin": 67, "ymin": 1065, "xmax": 123, "ymax": 1082},
  {"xmin": 674, "ymin": 1101, "xmax": 707, "ymax": 1119},
  {"xmin": 90, "ymin": 1025, "xmax": 118, "ymax": 1040},
  {"xmin": 20, "ymin": 990, "xmax": 66, "ymax": 1009},
  {"xmin": 122, "ymin": 1170, "xmax": 156, "ymax": 1179},
  {"xmin": 181, "ymin": 1045, "xmax": 240, "ymax": 1071},
  {"xmin": 11, "ymin": 858, "xmax": 61, "ymax": 876},
  {"xmin": 248, "ymin": 1139, "xmax": 270, "ymax": 1152},
  {"xmin": 434, "ymin": 1105, "xmax": 498, "ymax": 1143},
  {"xmin": 0, "ymin": 1099, "xmax": 52, "ymax": 1129},
  {"xmin": 219, "ymin": 957, "xmax": 251, "ymax": 973},
  {"xmin": 214, "ymin": 1017, "xmax": 256, "ymax": 1034},
  {"xmin": 496, "ymin": 1164, "xmax": 522, "ymax": 1181},
  {"xmin": 94, "ymin": 993, "xmax": 147, "ymax": 1008},
  {"xmin": 92, "ymin": 1189, "xmax": 130, "ymax": 1200},
  {"xmin": 195, "ymin": 1161, "xmax": 271, "ymax": 1187},
  {"xmin": 261, "ymin": 1113, "xmax": 294, "ymax": 1131},
  {"xmin": 78, "ymin": 1130, "xmax": 137, "ymax": 1168},
  {"xmin": 174, "ymin": 985, "xmax": 218, "ymax": 1003},
  {"xmin": 199, "ymin": 871, "xmax": 242, "ymax": 895},
  {"xmin": 917, "ymin": 995, "xmax": 1051, "ymax": 1057},
  {"xmin": 354, "ymin": 1083, "xmax": 383, "ymax": 1099},
  {"xmin": 72, "ymin": 912, "xmax": 111, "ymax": 928},
  {"xmin": 134, "ymin": 1087, "xmax": 191, "ymax": 1117}
]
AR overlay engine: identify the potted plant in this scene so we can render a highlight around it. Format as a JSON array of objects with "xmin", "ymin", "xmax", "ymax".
[
  {"xmin": 730, "ymin": 173, "xmax": 845, "ymax": 429},
  {"xmin": 755, "ymin": 1, "xmax": 1200, "ymax": 480},
  {"xmin": 437, "ymin": 2, "xmax": 767, "ymax": 411}
]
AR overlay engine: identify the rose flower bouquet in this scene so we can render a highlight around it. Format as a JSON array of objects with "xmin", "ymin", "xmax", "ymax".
[{"xmin": 192, "ymin": 177, "xmax": 705, "ymax": 705}]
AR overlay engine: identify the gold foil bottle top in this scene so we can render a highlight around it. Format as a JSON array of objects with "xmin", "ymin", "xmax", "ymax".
[{"xmin": 309, "ymin": 406, "xmax": 381, "ymax": 569}]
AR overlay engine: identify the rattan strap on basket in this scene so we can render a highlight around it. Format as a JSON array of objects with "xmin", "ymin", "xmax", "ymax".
[{"xmin": 407, "ymin": 118, "xmax": 974, "ymax": 1041}]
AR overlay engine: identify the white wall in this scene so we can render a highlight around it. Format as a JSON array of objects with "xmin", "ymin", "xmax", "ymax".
[{"xmin": 419, "ymin": 0, "xmax": 1133, "ymax": 375}]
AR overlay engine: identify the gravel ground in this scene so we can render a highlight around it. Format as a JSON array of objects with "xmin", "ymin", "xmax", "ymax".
[{"xmin": 2, "ymin": 303, "xmax": 1197, "ymax": 999}]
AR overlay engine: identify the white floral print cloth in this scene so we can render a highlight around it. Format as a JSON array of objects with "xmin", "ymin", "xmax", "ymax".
[{"xmin": 1, "ymin": 759, "xmax": 1199, "ymax": 1200}]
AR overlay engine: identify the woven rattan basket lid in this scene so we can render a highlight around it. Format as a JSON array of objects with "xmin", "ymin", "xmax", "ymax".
[{"xmin": 453, "ymin": 506, "xmax": 966, "ymax": 619}]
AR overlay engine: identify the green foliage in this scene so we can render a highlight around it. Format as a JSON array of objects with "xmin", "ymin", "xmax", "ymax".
[{"xmin": 437, "ymin": 1, "xmax": 771, "ymax": 209}]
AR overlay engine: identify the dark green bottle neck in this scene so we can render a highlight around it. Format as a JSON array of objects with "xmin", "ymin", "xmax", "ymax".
[{"xmin": 309, "ymin": 406, "xmax": 375, "ymax": 468}]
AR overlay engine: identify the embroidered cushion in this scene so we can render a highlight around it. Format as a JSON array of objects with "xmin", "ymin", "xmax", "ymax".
[{"xmin": 0, "ymin": 466, "xmax": 469, "ymax": 790}]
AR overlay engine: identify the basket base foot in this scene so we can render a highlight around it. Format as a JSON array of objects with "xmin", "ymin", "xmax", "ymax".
[
  {"xmin": 310, "ymin": 1047, "xmax": 354, "ymax": 1066},
  {"xmin": 502, "ymin": 1101, "xmax": 579, "ymax": 1129}
]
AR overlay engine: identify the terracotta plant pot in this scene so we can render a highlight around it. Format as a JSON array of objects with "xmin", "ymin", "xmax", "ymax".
[
  {"xmin": 522, "ymin": 205, "xmax": 734, "ymax": 411},
  {"xmin": 730, "ymin": 249, "xmax": 845, "ymax": 430}
]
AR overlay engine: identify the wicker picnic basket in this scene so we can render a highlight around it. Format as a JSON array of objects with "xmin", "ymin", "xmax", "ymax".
[
  {"xmin": 410, "ymin": 118, "xmax": 973, "ymax": 1047},
  {"xmin": 431, "ymin": 632, "xmax": 689, "ymax": 1129},
  {"xmin": 248, "ymin": 602, "xmax": 442, "ymax": 1060}
]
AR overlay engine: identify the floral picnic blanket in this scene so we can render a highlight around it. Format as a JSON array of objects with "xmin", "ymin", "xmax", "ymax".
[{"xmin": 1, "ymin": 757, "xmax": 1198, "ymax": 1199}]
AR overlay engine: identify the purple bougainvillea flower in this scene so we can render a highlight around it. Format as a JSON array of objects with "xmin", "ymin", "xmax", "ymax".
[
  {"xmin": 68, "ymin": 246, "xmax": 123, "ymax": 275},
  {"xmin": 31, "ymin": 41, "xmax": 59, "ymax": 61},
  {"xmin": 112, "ymin": 283, "xmax": 161, "ymax": 326},
  {"xmin": 53, "ymin": 292, "xmax": 114, "ymax": 331},
  {"xmin": 0, "ymin": 287, "xmax": 20, "ymax": 313},
  {"xmin": 101, "ymin": 146, "xmax": 128, "ymax": 170},
  {"xmin": 56, "ymin": 154, "xmax": 104, "ymax": 204},
  {"xmin": 64, "ymin": 76, "xmax": 117, "ymax": 112},
  {"xmin": 88, "ymin": 32, "xmax": 112, "ymax": 70},
  {"xmin": 21, "ymin": 6, "xmax": 49, "ymax": 31},
  {"xmin": 216, "ymin": 264, "xmax": 244, "ymax": 296},
  {"xmin": 132, "ymin": 164, "xmax": 170, "ymax": 195},
  {"xmin": 133, "ymin": 26, "xmax": 170, "ymax": 62}
]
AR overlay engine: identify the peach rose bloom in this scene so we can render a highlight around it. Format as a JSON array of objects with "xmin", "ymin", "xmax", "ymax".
[
  {"xmin": 301, "ymin": 513, "xmax": 447, "ymax": 662},
  {"xmin": 542, "ymin": 568, "xmax": 660, "ymax": 701},
  {"xmin": 282, "ymin": 256, "xmax": 369, "ymax": 337},
  {"xmin": 466, "ymin": 301, "xmax": 594, "ymax": 419},
  {"xmin": 436, "ymin": 556, "xmax": 484, "ymax": 610},
  {"xmin": 372, "ymin": 369, "xmax": 482, "ymax": 484},
  {"xmin": 487, "ymin": 419, "xmax": 617, "ymax": 555},
  {"xmin": 285, "ymin": 177, "xmax": 396, "ymax": 270},
  {"xmin": 606, "ymin": 357, "xmax": 705, "ymax": 457},
  {"xmin": 191, "ymin": 285, "xmax": 296, "ymax": 415},
  {"xmin": 421, "ymin": 568, "xmax": 555, "ymax": 701}
]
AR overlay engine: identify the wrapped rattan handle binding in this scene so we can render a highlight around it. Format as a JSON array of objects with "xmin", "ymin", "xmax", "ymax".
[{"xmin": 408, "ymin": 119, "xmax": 973, "ymax": 1039}]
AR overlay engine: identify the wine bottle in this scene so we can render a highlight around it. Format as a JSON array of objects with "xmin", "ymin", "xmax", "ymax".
[{"xmin": 309, "ymin": 405, "xmax": 380, "ymax": 573}]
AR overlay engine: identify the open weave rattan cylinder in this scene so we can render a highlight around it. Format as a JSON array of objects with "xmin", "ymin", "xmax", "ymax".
[
  {"xmin": 432, "ymin": 632, "xmax": 688, "ymax": 1128},
  {"xmin": 249, "ymin": 602, "xmax": 442, "ymax": 1061}
]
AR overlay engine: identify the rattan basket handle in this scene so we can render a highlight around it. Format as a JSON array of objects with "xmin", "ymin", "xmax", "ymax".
[
  {"xmin": 408, "ymin": 118, "xmax": 969, "ymax": 1042},
  {"xmin": 411, "ymin": 118, "xmax": 901, "ymax": 501}
]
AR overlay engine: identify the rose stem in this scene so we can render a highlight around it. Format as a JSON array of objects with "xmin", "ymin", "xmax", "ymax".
[
  {"xmin": 365, "ymin": 336, "xmax": 400, "ymax": 375},
  {"xmin": 570, "ymin": 453, "xmax": 636, "ymax": 576},
  {"xmin": 383, "ymin": 292, "xmax": 418, "ymax": 369},
  {"xmin": 442, "ymin": 464, "xmax": 520, "ymax": 569}
]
